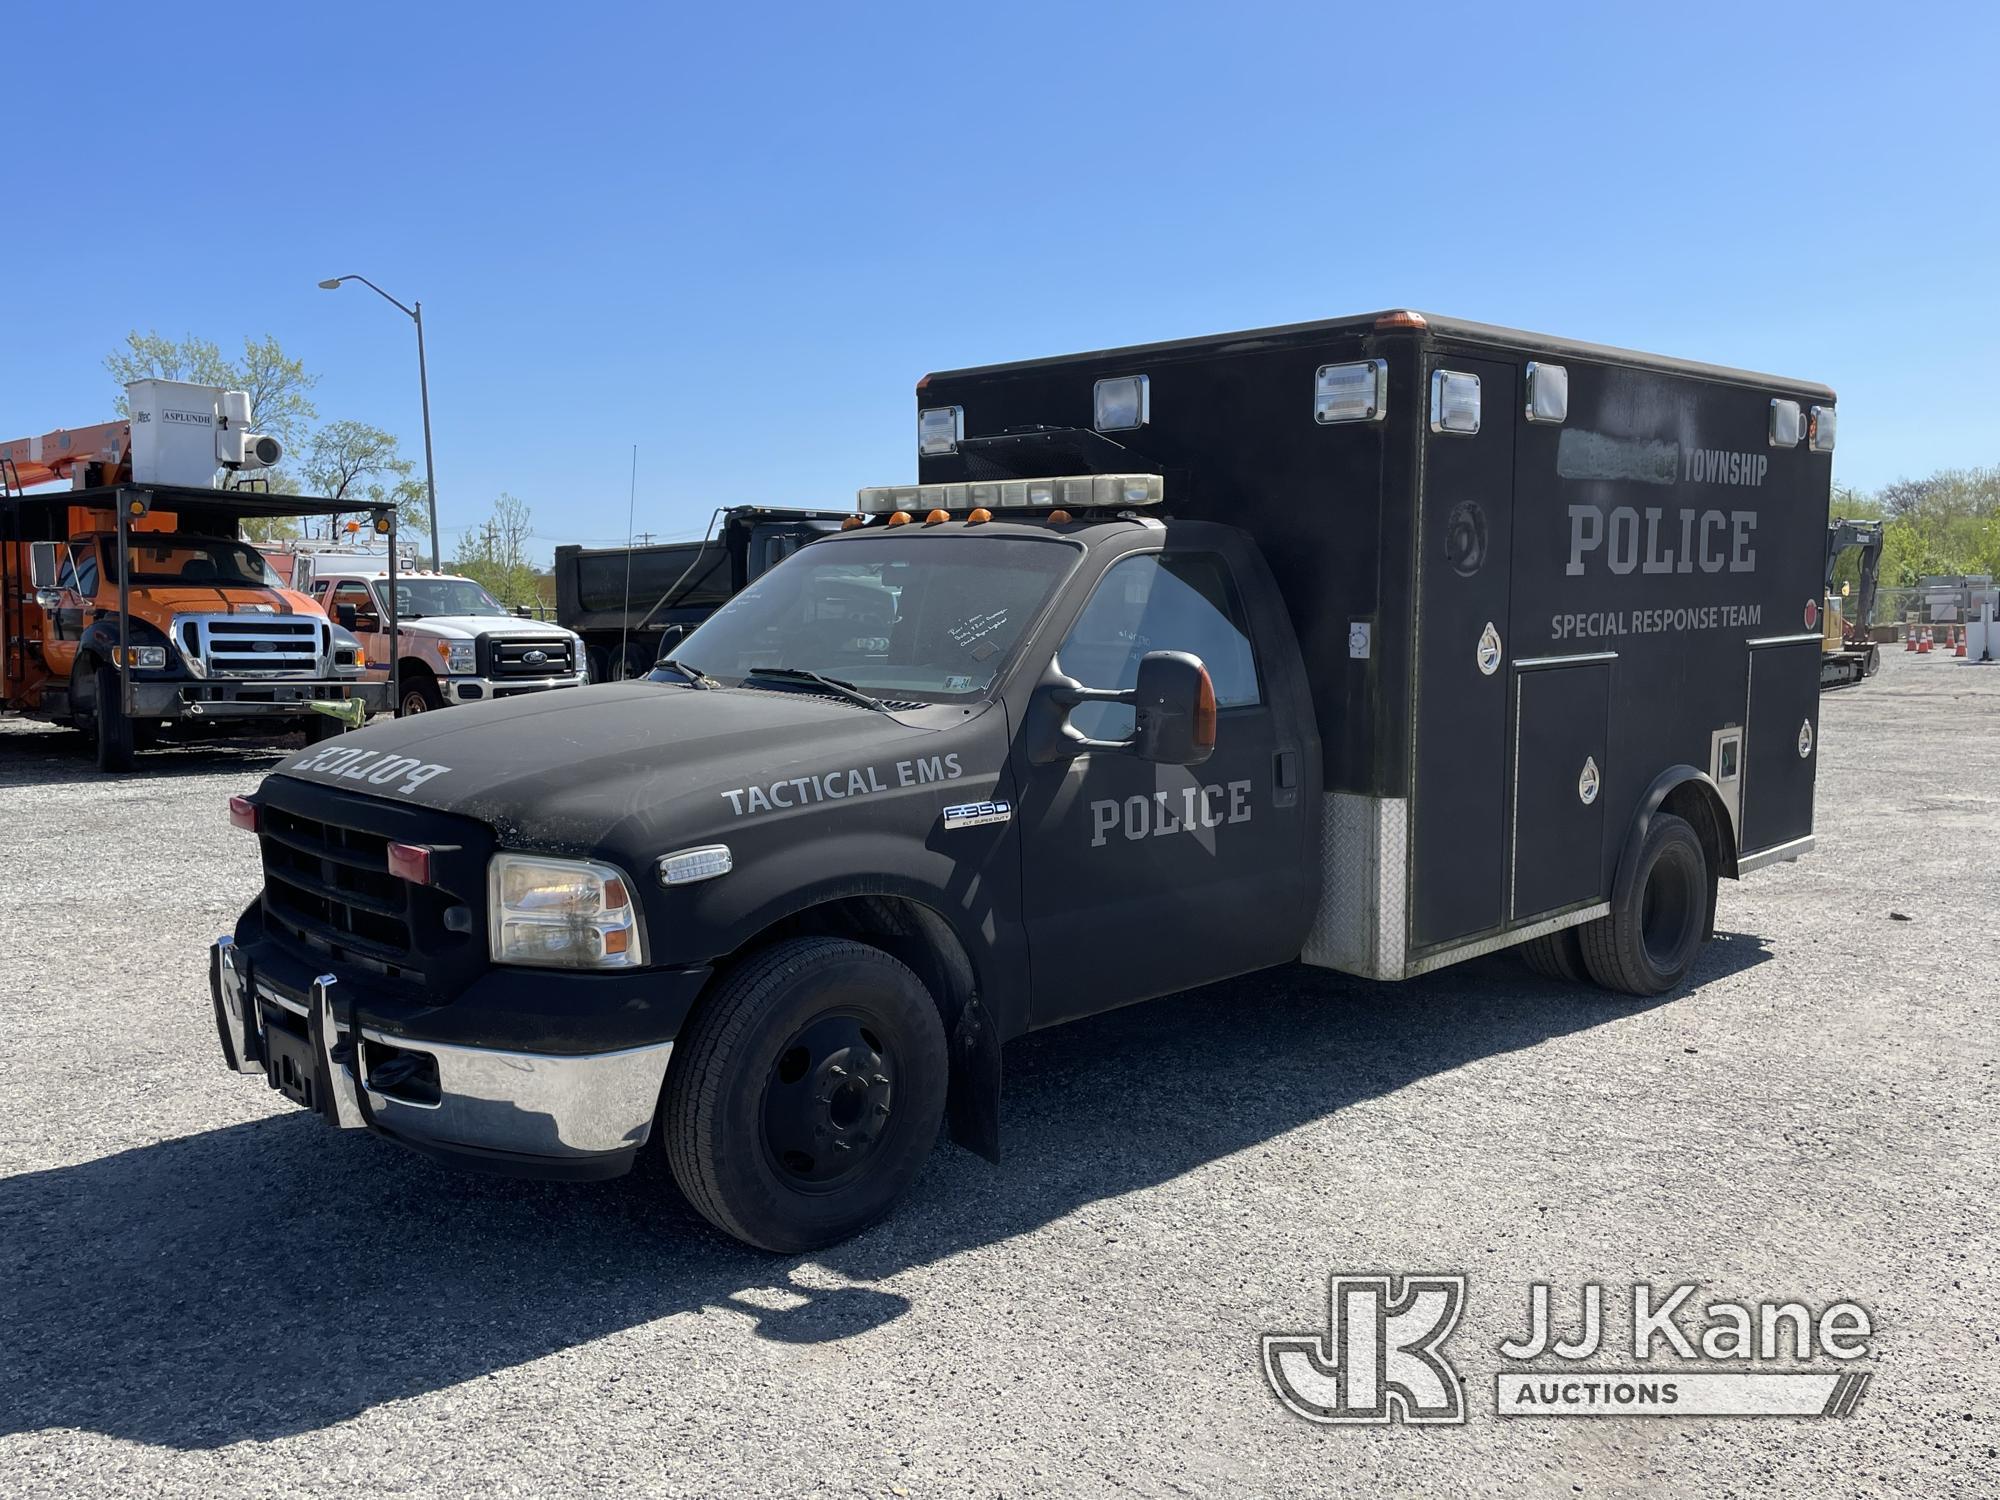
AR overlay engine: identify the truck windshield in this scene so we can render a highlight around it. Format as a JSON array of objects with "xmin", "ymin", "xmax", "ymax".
[
  {"xmin": 101, "ymin": 535, "xmax": 283, "ymax": 589},
  {"xmin": 373, "ymin": 578, "xmax": 510, "ymax": 619},
  {"xmin": 670, "ymin": 534, "xmax": 1080, "ymax": 703}
]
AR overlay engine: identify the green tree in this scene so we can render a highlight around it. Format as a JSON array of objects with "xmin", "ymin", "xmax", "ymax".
[
  {"xmin": 452, "ymin": 493, "xmax": 541, "ymax": 607},
  {"xmin": 300, "ymin": 421, "xmax": 430, "ymax": 538}
]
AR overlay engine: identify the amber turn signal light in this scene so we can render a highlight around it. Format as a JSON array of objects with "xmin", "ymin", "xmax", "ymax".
[{"xmin": 1192, "ymin": 668, "xmax": 1218, "ymax": 752}]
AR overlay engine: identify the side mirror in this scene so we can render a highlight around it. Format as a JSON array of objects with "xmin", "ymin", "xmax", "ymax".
[
  {"xmin": 653, "ymin": 624, "xmax": 688, "ymax": 663},
  {"xmin": 28, "ymin": 541, "xmax": 59, "ymax": 590},
  {"xmin": 352, "ymin": 612, "xmax": 381, "ymax": 635},
  {"xmin": 1131, "ymin": 650, "xmax": 1217, "ymax": 766},
  {"xmin": 335, "ymin": 603, "xmax": 358, "ymax": 630},
  {"xmin": 513, "ymin": 605, "xmax": 531, "ymax": 618}
]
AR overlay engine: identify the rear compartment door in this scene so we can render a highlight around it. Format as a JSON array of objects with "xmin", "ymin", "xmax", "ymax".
[
  {"xmin": 1741, "ymin": 637, "xmax": 1820, "ymax": 854},
  {"xmin": 1509, "ymin": 658, "xmax": 1612, "ymax": 920},
  {"xmin": 1410, "ymin": 356, "xmax": 1517, "ymax": 948}
]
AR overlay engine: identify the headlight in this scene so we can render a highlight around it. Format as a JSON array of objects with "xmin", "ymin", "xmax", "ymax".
[
  {"xmin": 116, "ymin": 646, "xmax": 167, "ymax": 669},
  {"xmin": 488, "ymin": 853, "xmax": 645, "ymax": 969},
  {"xmin": 438, "ymin": 641, "xmax": 476, "ymax": 675}
]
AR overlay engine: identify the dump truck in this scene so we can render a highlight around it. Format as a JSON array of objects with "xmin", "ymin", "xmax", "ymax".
[
  {"xmin": 553, "ymin": 506, "xmax": 847, "ymax": 681},
  {"xmin": 209, "ymin": 312, "xmax": 1833, "ymax": 1251},
  {"xmin": 2, "ymin": 381, "xmax": 390, "ymax": 769}
]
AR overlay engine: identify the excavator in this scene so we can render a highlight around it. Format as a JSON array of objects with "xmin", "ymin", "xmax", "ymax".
[{"xmin": 1822, "ymin": 518, "xmax": 1884, "ymax": 690}]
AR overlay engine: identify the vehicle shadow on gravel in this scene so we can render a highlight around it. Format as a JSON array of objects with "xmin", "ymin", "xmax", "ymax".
[
  {"xmin": 0, "ymin": 932, "xmax": 1769, "ymax": 1450},
  {"xmin": 0, "ymin": 726, "xmax": 296, "ymax": 788}
]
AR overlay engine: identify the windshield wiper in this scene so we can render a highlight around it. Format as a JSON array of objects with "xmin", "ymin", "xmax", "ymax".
[
  {"xmin": 743, "ymin": 666, "xmax": 892, "ymax": 714},
  {"xmin": 656, "ymin": 657, "xmax": 714, "ymax": 689}
]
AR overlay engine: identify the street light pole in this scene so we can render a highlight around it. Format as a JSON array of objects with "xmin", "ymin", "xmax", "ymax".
[
  {"xmin": 412, "ymin": 300, "xmax": 440, "ymax": 571},
  {"xmin": 317, "ymin": 274, "xmax": 443, "ymax": 570}
]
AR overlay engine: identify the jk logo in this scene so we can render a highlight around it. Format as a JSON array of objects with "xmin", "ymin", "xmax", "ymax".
[{"xmin": 1262, "ymin": 1273, "xmax": 1467, "ymax": 1425}]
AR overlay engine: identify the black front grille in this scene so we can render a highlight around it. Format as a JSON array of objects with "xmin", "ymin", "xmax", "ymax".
[
  {"xmin": 260, "ymin": 807, "xmax": 422, "ymax": 980},
  {"xmin": 488, "ymin": 636, "xmax": 574, "ymax": 678}
]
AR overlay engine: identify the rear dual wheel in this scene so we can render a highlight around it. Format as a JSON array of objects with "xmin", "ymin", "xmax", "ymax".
[
  {"xmin": 1577, "ymin": 814, "xmax": 1714, "ymax": 996},
  {"xmin": 1518, "ymin": 814, "xmax": 1714, "ymax": 996},
  {"xmin": 662, "ymin": 937, "xmax": 947, "ymax": 1253}
]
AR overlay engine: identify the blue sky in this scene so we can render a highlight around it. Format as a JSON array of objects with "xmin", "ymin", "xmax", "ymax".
[{"xmin": 4, "ymin": 2, "xmax": 1994, "ymax": 558}]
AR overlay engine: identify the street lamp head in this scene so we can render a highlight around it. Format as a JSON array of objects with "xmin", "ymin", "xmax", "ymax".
[{"xmin": 317, "ymin": 278, "xmax": 344, "ymax": 290}]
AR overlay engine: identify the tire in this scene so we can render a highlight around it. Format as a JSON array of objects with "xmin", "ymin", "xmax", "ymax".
[
  {"xmin": 610, "ymin": 643, "xmax": 654, "ymax": 681},
  {"xmin": 91, "ymin": 664, "xmax": 135, "ymax": 772},
  {"xmin": 398, "ymin": 672, "xmax": 444, "ymax": 717},
  {"xmin": 585, "ymin": 646, "xmax": 610, "ymax": 685},
  {"xmin": 1518, "ymin": 925, "xmax": 1589, "ymax": 984},
  {"xmin": 1578, "ymin": 813, "xmax": 1713, "ymax": 996},
  {"xmin": 662, "ymin": 937, "xmax": 948, "ymax": 1253}
]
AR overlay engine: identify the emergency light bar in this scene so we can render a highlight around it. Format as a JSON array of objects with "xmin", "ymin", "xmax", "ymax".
[{"xmin": 856, "ymin": 473, "xmax": 1164, "ymax": 515}]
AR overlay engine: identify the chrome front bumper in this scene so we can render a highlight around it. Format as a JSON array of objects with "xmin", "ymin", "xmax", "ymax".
[
  {"xmin": 212, "ymin": 936, "xmax": 671, "ymax": 1172},
  {"xmin": 444, "ymin": 672, "xmax": 588, "ymax": 704}
]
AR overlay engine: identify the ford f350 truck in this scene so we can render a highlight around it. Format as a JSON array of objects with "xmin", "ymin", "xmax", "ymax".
[{"xmin": 210, "ymin": 312, "xmax": 1833, "ymax": 1251}]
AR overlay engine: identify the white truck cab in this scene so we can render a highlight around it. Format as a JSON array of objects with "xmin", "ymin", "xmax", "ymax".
[{"xmin": 310, "ymin": 567, "xmax": 587, "ymax": 714}]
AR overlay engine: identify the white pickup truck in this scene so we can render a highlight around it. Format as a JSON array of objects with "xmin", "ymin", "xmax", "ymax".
[{"xmin": 309, "ymin": 567, "xmax": 587, "ymax": 715}]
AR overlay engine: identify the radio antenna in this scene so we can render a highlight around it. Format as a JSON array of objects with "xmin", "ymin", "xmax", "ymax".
[{"xmin": 616, "ymin": 445, "xmax": 638, "ymax": 678}]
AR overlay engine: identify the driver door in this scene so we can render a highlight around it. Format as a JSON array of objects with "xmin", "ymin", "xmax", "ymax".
[
  {"xmin": 326, "ymin": 580, "xmax": 383, "ymax": 663},
  {"xmin": 1014, "ymin": 540, "xmax": 1313, "ymax": 1027},
  {"xmin": 43, "ymin": 545, "xmax": 99, "ymax": 680}
]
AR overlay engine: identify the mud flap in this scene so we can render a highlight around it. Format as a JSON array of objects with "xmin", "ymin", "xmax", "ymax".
[{"xmin": 947, "ymin": 992, "xmax": 1002, "ymax": 1164}]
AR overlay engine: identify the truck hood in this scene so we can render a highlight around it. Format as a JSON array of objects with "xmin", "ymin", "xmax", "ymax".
[
  {"xmin": 393, "ymin": 616, "xmax": 576, "ymax": 641},
  {"xmin": 270, "ymin": 681, "xmax": 950, "ymax": 845},
  {"xmin": 141, "ymin": 586, "xmax": 320, "ymax": 616}
]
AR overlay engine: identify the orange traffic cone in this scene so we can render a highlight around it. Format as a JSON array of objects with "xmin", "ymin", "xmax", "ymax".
[
  {"xmin": 1956, "ymin": 627, "xmax": 1968, "ymax": 658},
  {"xmin": 1919, "ymin": 627, "xmax": 1933, "ymax": 654},
  {"xmin": 1905, "ymin": 627, "xmax": 1918, "ymax": 652}
]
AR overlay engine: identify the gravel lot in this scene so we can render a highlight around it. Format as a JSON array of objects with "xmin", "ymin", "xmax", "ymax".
[{"xmin": 1, "ymin": 650, "xmax": 1994, "ymax": 1499}]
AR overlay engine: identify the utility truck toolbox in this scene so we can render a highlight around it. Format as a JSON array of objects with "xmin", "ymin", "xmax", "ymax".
[{"xmin": 209, "ymin": 311, "xmax": 1833, "ymax": 1251}]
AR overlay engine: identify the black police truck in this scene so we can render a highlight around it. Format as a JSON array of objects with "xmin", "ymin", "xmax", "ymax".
[{"xmin": 210, "ymin": 311, "xmax": 1834, "ymax": 1251}]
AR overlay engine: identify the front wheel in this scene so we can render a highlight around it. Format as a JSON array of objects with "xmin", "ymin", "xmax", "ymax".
[
  {"xmin": 1579, "ymin": 813, "xmax": 1713, "ymax": 996},
  {"xmin": 91, "ymin": 664, "xmax": 135, "ymax": 772},
  {"xmin": 662, "ymin": 937, "xmax": 948, "ymax": 1253},
  {"xmin": 399, "ymin": 673, "xmax": 444, "ymax": 717}
]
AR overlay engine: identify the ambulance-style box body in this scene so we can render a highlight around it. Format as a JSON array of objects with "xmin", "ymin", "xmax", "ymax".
[{"xmin": 915, "ymin": 312, "xmax": 1834, "ymax": 979}]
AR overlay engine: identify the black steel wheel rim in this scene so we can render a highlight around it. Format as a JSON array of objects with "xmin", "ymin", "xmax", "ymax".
[{"xmin": 759, "ymin": 1009, "xmax": 897, "ymax": 1193}]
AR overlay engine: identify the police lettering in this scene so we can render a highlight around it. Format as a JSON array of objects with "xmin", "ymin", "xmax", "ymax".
[
  {"xmin": 1089, "ymin": 780, "xmax": 1252, "ymax": 847},
  {"xmin": 288, "ymin": 744, "xmax": 452, "ymax": 796},
  {"xmin": 1566, "ymin": 504, "xmax": 1755, "ymax": 578}
]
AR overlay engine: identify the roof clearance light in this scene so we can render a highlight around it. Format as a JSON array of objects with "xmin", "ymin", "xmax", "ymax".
[
  {"xmin": 856, "ymin": 473, "xmax": 1163, "ymax": 514},
  {"xmin": 1770, "ymin": 398, "xmax": 1802, "ymax": 447},
  {"xmin": 1430, "ymin": 369, "xmax": 1481, "ymax": 435},
  {"xmin": 1809, "ymin": 404, "xmax": 1837, "ymax": 453},
  {"xmin": 1524, "ymin": 362, "xmax": 1568, "ymax": 424},
  {"xmin": 918, "ymin": 406, "xmax": 963, "ymax": 456},
  {"xmin": 1092, "ymin": 375, "xmax": 1150, "ymax": 432},
  {"xmin": 1314, "ymin": 361, "xmax": 1386, "ymax": 424}
]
